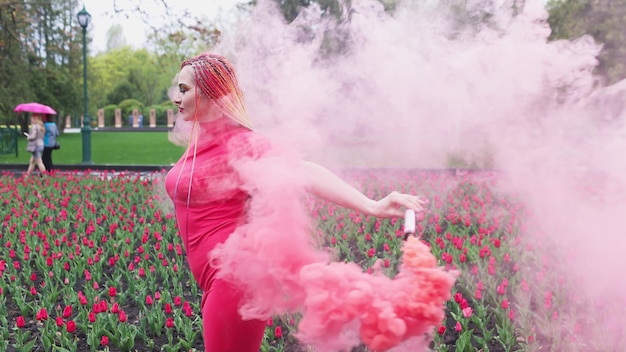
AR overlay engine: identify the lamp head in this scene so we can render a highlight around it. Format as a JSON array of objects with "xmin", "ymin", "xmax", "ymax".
[{"xmin": 77, "ymin": 5, "xmax": 90, "ymax": 29}]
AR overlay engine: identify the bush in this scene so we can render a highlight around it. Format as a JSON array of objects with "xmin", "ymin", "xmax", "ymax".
[
  {"xmin": 102, "ymin": 104, "xmax": 118, "ymax": 127},
  {"xmin": 118, "ymin": 99, "xmax": 145, "ymax": 126},
  {"xmin": 151, "ymin": 102, "xmax": 176, "ymax": 126}
]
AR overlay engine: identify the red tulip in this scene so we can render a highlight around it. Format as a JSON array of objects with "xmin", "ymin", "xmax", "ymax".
[
  {"xmin": 100, "ymin": 336, "xmax": 109, "ymax": 346},
  {"xmin": 462, "ymin": 307, "xmax": 473, "ymax": 318},
  {"xmin": 165, "ymin": 317, "xmax": 174, "ymax": 328},
  {"xmin": 62, "ymin": 305, "xmax": 72, "ymax": 318},
  {"xmin": 544, "ymin": 290, "xmax": 553, "ymax": 309},
  {"xmin": 497, "ymin": 284, "xmax": 506, "ymax": 296},
  {"xmin": 16, "ymin": 316, "xmax": 25, "ymax": 328},
  {"xmin": 99, "ymin": 301, "xmax": 108, "ymax": 313},
  {"xmin": 78, "ymin": 291, "xmax": 88, "ymax": 306},
  {"xmin": 66, "ymin": 320, "xmax": 76, "ymax": 333},
  {"xmin": 36, "ymin": 308, "xmax": 48, "ymax": 321},
  {"xmin": 119, "ymin": 310, "xmax": 128, "ymax": 323},
  {"xmin": 501, "ymin": 299, "xmax": 509, "ymax": 310},
  {"xmin": 274, "ymin": 326, "xmax": 283, "ymax": 338},
  {"xmin": 437, "ymin": 325, "xmax": 446, "ymax": 335}
]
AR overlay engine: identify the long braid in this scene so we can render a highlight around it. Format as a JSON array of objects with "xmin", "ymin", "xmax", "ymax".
[
  {"xmin": 181, "ymin": 53, "xmax": 253, "ymax": 130},
  {"xmin": 174, "ymin": 54, "xmax": 251, "ymax": 242}
]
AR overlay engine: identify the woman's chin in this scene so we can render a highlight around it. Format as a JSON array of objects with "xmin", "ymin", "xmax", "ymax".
[{"xmin": 179, "ymin": 111, "xmax": 222, "ymax": 123}]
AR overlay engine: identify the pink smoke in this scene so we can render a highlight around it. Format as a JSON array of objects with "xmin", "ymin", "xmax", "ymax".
[
  {"xmin": 297, "ymin": 238, "xmax": 457, "ymax": 351},
  {"xmin": 209, "ymin": 141, "xmax": 456, "ymax": 351},
  {"xmin": 195, "ymin": 0, "xmax": 626, "ymax": 348}
]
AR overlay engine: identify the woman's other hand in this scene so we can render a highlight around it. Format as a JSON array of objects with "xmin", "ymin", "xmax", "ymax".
[{"xmin": 369, "ymin": 191, "xmax": 428, "ymax": 218}]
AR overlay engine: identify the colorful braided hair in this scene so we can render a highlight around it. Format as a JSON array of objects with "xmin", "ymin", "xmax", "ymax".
[{"xmin": 181, "ymin": 53, "xmax": 254, "ymax": 130}]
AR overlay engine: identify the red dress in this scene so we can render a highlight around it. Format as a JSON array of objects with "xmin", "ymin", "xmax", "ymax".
[{"xmin": 165, "ymin": 118, "xmax": 267, "ymax": 351}]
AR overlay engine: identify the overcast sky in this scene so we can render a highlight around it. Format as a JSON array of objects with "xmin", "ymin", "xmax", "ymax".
[{"xmin": 82, "ymin": 0, "xmax": 246, "ymax": 53}]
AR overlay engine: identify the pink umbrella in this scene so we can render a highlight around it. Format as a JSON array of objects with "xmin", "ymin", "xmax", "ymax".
[{"xmin": 14, "ymin": 102, "xmax": 57, "ymax": 115}]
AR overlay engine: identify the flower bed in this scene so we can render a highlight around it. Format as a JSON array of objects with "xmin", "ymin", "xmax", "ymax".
[{"xmin": 0, "ymin": 170, "xmax": 604, "ymax": 351}]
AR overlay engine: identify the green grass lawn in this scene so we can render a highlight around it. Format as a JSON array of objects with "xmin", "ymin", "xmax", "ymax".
[{"xmin": 0, "ymin": 132, "xmax": 185, "ymax": 165}]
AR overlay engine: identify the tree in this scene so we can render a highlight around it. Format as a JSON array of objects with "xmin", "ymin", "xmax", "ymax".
[
  {"xmin": 106, "ymin": 81, "xmax": 137, "ymax": 105},
  {"xmin": 547, "ymin": 0, "xmax": 626, "ymax": 84},
  {"xmin": 89, "ymin": 1, "xmax": 225, "ymax": 108},
  {"xmin": 105, "ymin": 24, "xmax": 126, "ymax": 52},
  {"xmin": 0, "ymin": 0, "xmax": 83, "ymax": 127}
]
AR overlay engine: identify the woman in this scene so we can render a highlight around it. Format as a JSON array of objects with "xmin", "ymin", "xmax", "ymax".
[
  {"xmin": 25, "ymin": 114, "xmax": 46, "ymax": 176},
  {"xmin": 43, "ymin": 115, "xmax": 59, "ymax": 172},
  {"xmin": 165, "ymin": 53, "xmax": 427, "ymax": 351}
]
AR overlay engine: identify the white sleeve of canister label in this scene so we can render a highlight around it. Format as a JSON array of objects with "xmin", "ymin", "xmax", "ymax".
[{"xmin": 404, "ymin": 209, "xmax": 416, "ymax": 235}]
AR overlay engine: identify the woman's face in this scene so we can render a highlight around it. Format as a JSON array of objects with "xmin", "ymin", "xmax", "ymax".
[{"xmin": 172, "ymin": 65, "xmax": 219, "ymax": 122}]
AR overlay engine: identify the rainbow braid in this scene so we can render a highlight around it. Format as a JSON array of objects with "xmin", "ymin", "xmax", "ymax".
[{"xmin": 181, "ymin": 53, "xmax": 253, "ymax": 130}]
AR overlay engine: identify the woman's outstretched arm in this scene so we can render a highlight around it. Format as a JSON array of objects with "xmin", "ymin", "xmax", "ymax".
[{"xmin": 300, "ymin": 161, "xmax": 426, "ymax": 218}]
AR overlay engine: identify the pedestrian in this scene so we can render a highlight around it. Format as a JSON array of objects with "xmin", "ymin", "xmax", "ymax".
[
  {"xmin": 25, "ymin": 113, "xmax": 46, "ymax": 176},
  {"xmin": 42, "ymin": 115, "xmax": 59, "ymax": 172},
  {"xmin": 165, "ymin": 52, "xmax": 428, "ymax": 351}
]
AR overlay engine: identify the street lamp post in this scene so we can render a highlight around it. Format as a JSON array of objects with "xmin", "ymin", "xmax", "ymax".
[{"xmin": 77, "ymin": 5, "xmax": 93, "ymax": 164}]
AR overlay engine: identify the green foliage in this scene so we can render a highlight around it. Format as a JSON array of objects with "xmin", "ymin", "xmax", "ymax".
[
  {"xmin": 547, "ymin": 0, "xmax": 626, "ymax": 84},
  {"xmin": 119, "ymin": 99, "xmax": 146, "ymax": 117},
  {"xmin": 102, "ymin": 104, "xmax": 119, "ymax": 126},
  {"xmin": 149, "ymin": 104, "xmax": 174, "ymax": 126},
  {"xmin": 106, "ymin": 81, "xmax": 137, "ymax": 105},
  {"xmin": 0, "ymin": 0, "xmax": 83, "ymax": 124}
]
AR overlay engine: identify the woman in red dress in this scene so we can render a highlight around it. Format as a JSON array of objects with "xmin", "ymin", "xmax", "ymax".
[{"xmin": 165, "ymin": 53, "xmax": 427, "ymax": 352}]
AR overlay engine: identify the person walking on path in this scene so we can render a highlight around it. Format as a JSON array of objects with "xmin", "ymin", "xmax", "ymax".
[
  {"xmin": 25, "ymin": 113, "xmax": 47, "ymax": 176},
  {"xmin": 42, "ymin": 115, "xmax": 59, "ymax": 172}
]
